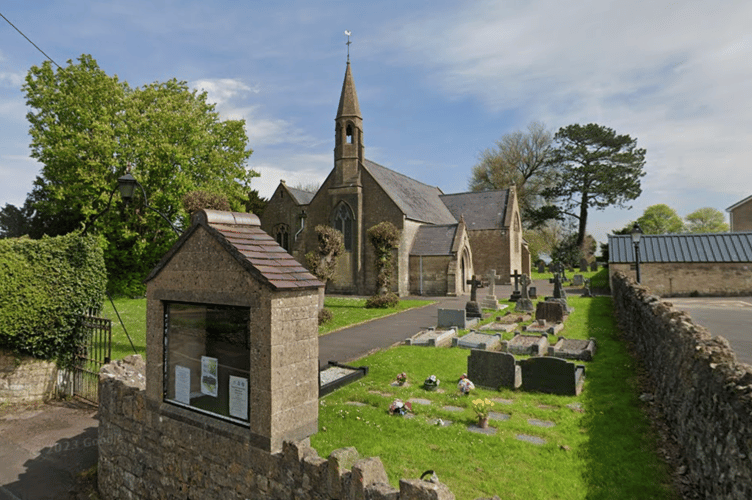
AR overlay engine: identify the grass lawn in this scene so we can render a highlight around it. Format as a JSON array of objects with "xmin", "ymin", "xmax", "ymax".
[
  {"xmin": 102, "ymin": 295, "xmax": 436, "ymax": 359},
  {"xmin": 319, "ymin": 297, "xmax": 436, "ymax": 335},
  {"xmin": 311, "ymin": 294, "xmax": 676, "ymax": 500}
]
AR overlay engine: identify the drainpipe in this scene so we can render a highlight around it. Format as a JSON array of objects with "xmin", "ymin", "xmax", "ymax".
[
  {"xmin": 294, "ymin": 210, "xmax": 307, "ymax": 241},
  {"xmin": 420, "ymin": 255, "xmax": 424, "ymax": 296}
]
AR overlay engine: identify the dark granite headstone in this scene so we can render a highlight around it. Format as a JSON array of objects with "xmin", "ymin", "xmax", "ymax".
[
  {"xmin": 537, "ymin": 261, "xmax": 546, "ymax": 274},
  {"xmin": 467, "ymin": 349, "xmax": 521, "ymax": 389},
  {"xmin": 519, "ymin": 356, "xmax": 585, "ymax": 396},
  {"xmin": 465, "ymin": 301, "xmax": 482, "ymax": 319},
  {"xmin": 536, "ymin": 300, "xmax": 567, "ymax": 323},
  {"xmin": 579, "ymin": 258, "xmax": 589, "ymax": 272},
  {"xmin": 590, "ymin": 261, "xmax": 599, "ymax": 272},
  {"xmin": 509, "ymin": 269, "xmax": 522, "ymax": 302}
]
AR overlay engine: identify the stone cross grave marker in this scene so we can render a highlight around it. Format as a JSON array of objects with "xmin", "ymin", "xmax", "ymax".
[
  {"xmin": 514, "ymin": 273, "xmax": 534, "ymax": 312},
  {"xmin": 466, "ymin": 275, "xmax": 481, "ymax": 302},
  {"xmin": 509, "ymin": 269, "xmax": 522, "ymax": 302},
  {"xmin": 481, "ymin": 269, "xmax": 501, "ymax": 310}
]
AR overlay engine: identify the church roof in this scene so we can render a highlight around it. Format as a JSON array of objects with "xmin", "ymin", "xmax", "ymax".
[
  {"xmin": 410, "ymin": 224, "xmax": 459, "ymax": 256},
  {"xmin": 286, "ymin": 186, "xmax": 315, "ymax": 205},
  {"xmin": 145, "ymin": 210, "xmax": 322, "ymax": 290},
  {"xmin": 336, "ymin": 62, "xmax": 361, "ymax": 119},
  {"xmin": 440, "ymin": 189, "xmax": 510, "ymax": 230},
  {"xmin": 363, "ymin": 159, "xmax": 458, "ymax": 225}
]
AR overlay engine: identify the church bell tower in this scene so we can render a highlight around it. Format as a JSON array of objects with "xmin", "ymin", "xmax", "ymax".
[{"xmin": 333, "ymin": 61, "xmax": 364, "ymax": 186}]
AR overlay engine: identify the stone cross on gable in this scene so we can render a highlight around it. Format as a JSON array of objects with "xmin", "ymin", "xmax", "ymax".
[{"xmin": 466, "ymin": 275, "xmax": 481, "ymax": 302}]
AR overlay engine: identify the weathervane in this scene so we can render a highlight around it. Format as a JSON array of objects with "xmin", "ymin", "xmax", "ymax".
[{"xmin": 345, "ymin": 30, "xmax": 352, "ymax": 62}]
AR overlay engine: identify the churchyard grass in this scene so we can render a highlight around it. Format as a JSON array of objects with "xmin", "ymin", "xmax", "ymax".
[
  {"xmin": 101, "ymin": 297, "xmax": 147, "ymax": 360},
  {"xmin": 311, "ymin": 295, "xmax": 676, "ymax": 500},
  {"xmin": 319, "ymin": 297, "xmax": 436, "ymax": 335}
]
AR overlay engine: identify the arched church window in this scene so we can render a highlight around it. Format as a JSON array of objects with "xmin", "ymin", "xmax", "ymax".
[
  {"xmin": 333, "ymin": 202, "xmax": 353, "ymax": 251},
  {"xmin": 274, "ymin": 224, "xmax": 290, "ymax": 252}
]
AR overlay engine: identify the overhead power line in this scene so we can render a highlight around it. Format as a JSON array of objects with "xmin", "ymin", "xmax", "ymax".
[{"xmin": 0, "ymin": 10, "xmax": 62, "ymax": 69}]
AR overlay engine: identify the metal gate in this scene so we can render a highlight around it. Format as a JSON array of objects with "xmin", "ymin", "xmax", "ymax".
[{"xmin": 73, "ymin": 314, "xmax": 112, "ymax": 404}]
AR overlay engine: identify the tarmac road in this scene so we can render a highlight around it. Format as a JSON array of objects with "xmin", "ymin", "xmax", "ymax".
[{"xmin": 668, "ymin": 297, "xmax": 752, "ymax": 365}]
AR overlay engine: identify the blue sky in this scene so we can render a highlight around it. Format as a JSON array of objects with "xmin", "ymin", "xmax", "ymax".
[{"xmin": 1, "ymin": 1, "xmax": 751, "ymax": 246}]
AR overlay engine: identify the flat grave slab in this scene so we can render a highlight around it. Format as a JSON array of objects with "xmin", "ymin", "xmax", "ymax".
[
  {"xmin": 492, "ymin": 398, "xmax": 514, "ymax": 405},
  {"xmin": 516, "ymin": 434, "xmax": 546, "ymax": 445},
  {"xmin": 502, "ymin": 333, "xmax": 550, "ymax": 356},
  {"xmin": 524, "ymin": 320, "xmax": 564, "ymax": 335},
  {"xmin": 408, "ymin": 398, "xmax": 432, "ymax": 406},
  {"xmin": 452, "ymin": 331, "xmax": 502, "ymax": 350},
  {"xmin": 442, "ymin": 406, "xmax": 464, "ymax": 412},
  {"xmin": 479, "ymin": 322, "xmax": 518, "ymax": 333},
  {"xmin": 519, "ymin": 357, "xmax": 585, "ymax": 396},
  {"xmin": 489, "ymin": 412, "xmax": 510, "ymax": 421},
  {"xmin": 405, "ymin": 328, "xmax": 457, "ymax": 347},
  {"xmin": 468, "ymin": 425, "xmax": 497, "ymax": 435},
  {"xmin": 548, "ymin": 337, "xmax": 597, "ymax": 361},
  {"xmin": 428, "ymin": 418, "xmax": 453, "ymax": 427},
  {"xmin": 495, "ymin": 313, "xmax": 531, "ymax": 324},
  {"xmin": 528, "ymin": 419, "xmax": 555, "ymax": 428},
  {"xmin": 467, "ymin": 350, "xmax": 521, "ymax": 389}
]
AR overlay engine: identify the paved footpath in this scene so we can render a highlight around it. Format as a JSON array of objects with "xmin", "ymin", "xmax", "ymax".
[{"xmin": 319, "ymin": 279, "xmax": 555, "ymax": 365}]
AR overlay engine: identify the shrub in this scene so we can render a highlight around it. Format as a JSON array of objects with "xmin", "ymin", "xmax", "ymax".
[
  {"xmin": 365, "ymin": 292, "xmax": 399, "ymax": 309},
  {"xmin": 318, "ymin": 307, "xmax": 334, "ymax": 325},
  {"xmin": 367, "ymin": 222, "xmax": 400, "ymax": 294},
  {"xmin": 0, "ymin": 231, "xmax": 106, "ymax": 363},
  {"xmin": 305, "ymin": 226, "xmax": 344, "ymax": 284},
  {"xmin": 182, "ymin": 190, "xmax": 231, "ymax": 214}
]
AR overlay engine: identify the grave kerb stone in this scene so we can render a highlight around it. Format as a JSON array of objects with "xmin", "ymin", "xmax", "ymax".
[
  {"xmin": 503, "ymin": 332, "xmax": 550, "ymax": 356},
  {"xmin": 453, "ymin": 331, "xmax": 502, "ymax": 351}
]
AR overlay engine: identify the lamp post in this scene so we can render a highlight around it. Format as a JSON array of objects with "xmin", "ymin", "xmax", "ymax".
[
  {"xmin": 631, "ymin": 222, "xmax": 643, "ymax": 284},
  {"xmin": 116, "ymin": 173, "xmax": 180, "ymax": 236}
]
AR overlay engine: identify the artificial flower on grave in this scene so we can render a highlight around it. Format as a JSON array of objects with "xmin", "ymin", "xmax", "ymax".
[
  {"xmin": 396, "ymin": 372, "xmax": 407, "ymax": 385},
  {"xmin": 457, "ymin": 375, "xmax": 475, "ymax": 395},
  {"xmin": 388, "ymin": 398, "xmax": 413, "ymax": 416},
  {"xmin": 471, "ymin": 398, "xmax": 495, "ymax": 419},
  {"xmin": 423, "ymin": 374, "xmax": 440, "ymax": 391}
]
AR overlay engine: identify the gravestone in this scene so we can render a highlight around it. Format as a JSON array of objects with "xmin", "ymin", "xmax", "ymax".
[
  {"xmin": 537, "ymin": 261, "xmax": 546, "ymax": 274},
  {"xmin": 529, "ymin": 286, "xmax": 537, "ymax": 299},
  {"xmin": 467, "ymin": 350, "xmax": 521, "ymax": 389},
  {"xmin": 590, "ymin": 261, "xmax": 598, "ymax": 272},
  {"xmin": 405, "ymin": 328, "xmax": 457, "ymax": 347},
  {"xmin": 509, "ymin": 269, "xmax": 522, "ymax": 302},
  {"xmin": 552, "ymin": 273, "xmax": 567, "ymax": 300},
  {"xmin": 480, "ymin": 321, "xmax": 518, "ymax": 333},
  {"xmin": 579, "ymin": 258, "xmax": 589, "ymax": 272},
  {"xmin": 452, "ymin": 331, "xmax": 502, "ymax": 350},
  {"xmin": 524, "ymin": 318, "xmax": 563, "ymax": 335},
  {"xmin": 465, "ymin": 275, "xmax": 483, "ymax": 319},
  {"xmin": 480, "ymin": 269, "xmax": 501, "ymax": 310},
  {"xmin": 536, "ymin": 300, "xmax": 567, "ymax": 324},
  {"xmin": 572, "ymin": 274, "xmax": 584, "ymax": 286},
  {"xmin": 437, "ymin": 308, "xmax": 468, "ymax": 329},
  {"xmin": 502, "ymin": 332, "xmax": 549, "ymax": 356},
  {"xmin": 519, "ymin": 357, "xmax": 585, "ymax": 396},
  {"xmin": 514, "ymin": 274, "xmax": 535, "ymax": 313},
  {"xmin": 548, "ymin": 337, "xmax": 597, "ymax": 361}
]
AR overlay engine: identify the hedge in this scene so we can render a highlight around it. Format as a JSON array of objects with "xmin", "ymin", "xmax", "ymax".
[{"xmin": 0, "ymin": 231, "xmax": 106, "ymax": 363}]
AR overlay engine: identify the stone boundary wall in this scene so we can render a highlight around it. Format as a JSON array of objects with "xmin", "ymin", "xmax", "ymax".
[
  {"xmin": 0, "ymin": 349, "xmax": 58, "ymax": 403},
  {"xmin": 98, "ymin": 356, "xmax": 471, "ymax": 500},
  {"xmin": 609, "ymin": 262, "xmax": 752, "ymax": 297},
  {"xmin": 611, "ymin": 272, "xmax": 752, "ymax": 499}
]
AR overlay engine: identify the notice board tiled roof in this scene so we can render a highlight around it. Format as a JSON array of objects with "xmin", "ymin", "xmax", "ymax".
[
  {"xmin": 363, "ymin": 159, "xmax": 458, "ymax": 225},
  {"xmin": 608, "ymin": 232, "xmax": 752, "ymax": 263},
  {"xmin": 145, "ymin": 210, "xmax": 322, "ymax": 290},
  {"xmin": 440, "ymin": 189, "xmax": 510, "ymax": 230},
  {"xmin": 410, "ymin": 224, "xmax": 459, "ymax": 256}
]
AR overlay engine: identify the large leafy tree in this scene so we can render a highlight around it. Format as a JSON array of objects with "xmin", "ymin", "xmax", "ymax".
[
  {"xmin": 685, "ymin": 207, "xmax": 729, "ymax": 233},
  {"xmin": 637, "ymin": 204, "xmax": 685, "ymax": 234},
  {"xmin": 469, "ymin": 121, "xmax": 555, "ymax": 226},
  {"xmin": 544, "ymin": 123, "xmax": 646, "ymax": 246},
  {"xmin": 19, "ymin": 54, "xmax": 256, "ymax": 294}
]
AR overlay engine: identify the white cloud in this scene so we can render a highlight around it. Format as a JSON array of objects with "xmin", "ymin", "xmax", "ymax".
[{"xmin": 0, "ymin": 71, "xmax": 25, "ymax": 89}]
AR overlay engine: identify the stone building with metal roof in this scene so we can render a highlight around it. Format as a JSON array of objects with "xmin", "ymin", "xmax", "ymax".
[
  {"xmin": 260, "ymin": 62, "xmax": 527, "ymax": 296},
  {"xmin": 608, "ymin": 232, "xmax": 752, "ymax": 296},
  {"xmin": 727, "ymin": 194, "xmax": 752, "ymax": 232}
]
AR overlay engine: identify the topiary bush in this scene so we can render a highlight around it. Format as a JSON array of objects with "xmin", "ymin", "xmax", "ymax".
[
  {"xmin": 318, "ymin": 307, "xmax": 334, "ymax": 325},
  {"xmin": 0, "ymin": 231, "xmax": 107, "ymax": 363},
  {"xmin": 305, "ymin": 225, "xmax": 344, "ymax": 285},
  {"xmin": 365, "ymin": 292, "xmax": 400, "ymax": 309}
]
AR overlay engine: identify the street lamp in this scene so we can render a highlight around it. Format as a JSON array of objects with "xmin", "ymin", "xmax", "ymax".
[
  {"xmin": 631, "ymin": 222, "xmax": 643, "ymax": 284},
  {"xmin": 116, "ymin": 173, "xmax": 180, "ymax": 236}
]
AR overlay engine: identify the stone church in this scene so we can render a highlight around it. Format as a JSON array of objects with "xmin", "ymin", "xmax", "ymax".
[{"xmin": 260, "ymin": 61, "xmax": 529, "ymax": 296}]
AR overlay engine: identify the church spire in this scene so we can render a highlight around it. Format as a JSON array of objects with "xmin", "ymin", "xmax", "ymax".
[{"xmin": 336, "ymin": 61, "xmax": 361, "ymax": 120}]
